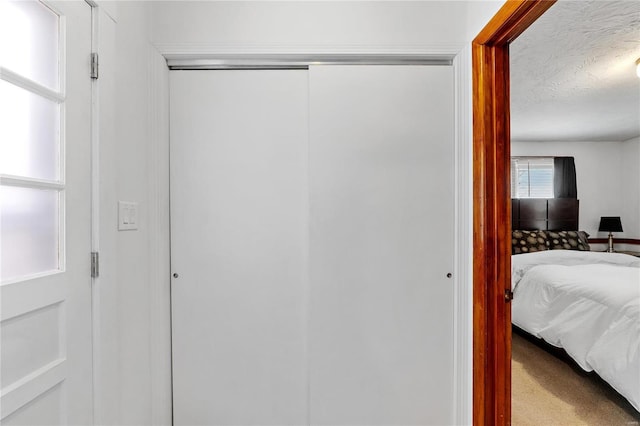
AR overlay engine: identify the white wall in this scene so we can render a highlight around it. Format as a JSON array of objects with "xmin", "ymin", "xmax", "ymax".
[
  {"xmin": 152, "ymin": 1, "xmax": 504, "ymax": 52},
  {"xmin": 113, "ymin": 5, "xmax": 153, "ymax": 423},
  {"xmin": 621, "ymin": 136, "xmax": 640, "ymax": 238},
  {"xmin": 95, "ymin": 2, "xmax": 171, "ymax": 425},
  {"xmin": 511, "ymin": 140, "xmax": 640, "ymax": 239},
  {"xmin": 466, "ymin": 0, "xmax": 506, "ymax": 41}
]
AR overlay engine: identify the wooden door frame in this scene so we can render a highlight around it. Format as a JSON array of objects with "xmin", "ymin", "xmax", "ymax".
[{"xmin": 472, "ymin": 1, "xmax": 556, "ymax": 425}]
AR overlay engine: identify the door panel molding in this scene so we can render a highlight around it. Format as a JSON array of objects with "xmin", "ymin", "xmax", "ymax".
[{"xmin": 1, "ymin": 360, "xmax": 66, "ymax": 419}]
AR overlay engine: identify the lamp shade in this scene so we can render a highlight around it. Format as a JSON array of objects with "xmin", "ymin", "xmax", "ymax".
[{"xmin": 598, "ymin": 216, "xmax": 623, "ymax": 232}]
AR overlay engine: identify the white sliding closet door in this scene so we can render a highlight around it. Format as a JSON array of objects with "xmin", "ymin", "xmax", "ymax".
[
  {"xmin": 170, "ymin": 70, "xmax": 310, "ymax": 426},
  {"xmin": 171, "ymin": 65, "xmax": 455, "ymax": 426},
  {"xmin": 308, "ymin": 65, "xmax": 455, "ymax": 425}
]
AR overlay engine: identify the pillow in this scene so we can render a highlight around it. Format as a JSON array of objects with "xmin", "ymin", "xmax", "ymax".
[
  {"xmin": 547, "ymin": 230, "xmax": 590, "ymax": 251},
  {"xmin": 577, "ymin": 231, "xmax": 591, "ymax": 251},
  {"xmin": 512, "ymin": 230, "xmax": 549, "ymax": 255}
]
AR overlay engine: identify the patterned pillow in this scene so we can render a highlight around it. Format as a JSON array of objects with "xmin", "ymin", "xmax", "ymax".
[
  {"xmin": 547, "ymin": 230, "xmax": 590, "ymax": 251},
  {"xmin": 577, "ymin": 231, "xmax": 591, "ymax": 251},
  {"xmin": 512, "ymin": 230, "xmax": 549, "ymax": 255}
]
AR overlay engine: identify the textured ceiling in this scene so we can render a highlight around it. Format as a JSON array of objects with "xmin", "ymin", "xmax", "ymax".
[{"xmin": 510, "ymin": 0, "xmax": 640, "ymax": 142}]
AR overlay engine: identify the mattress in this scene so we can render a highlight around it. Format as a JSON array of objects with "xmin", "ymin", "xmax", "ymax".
[{"xmin": 511, "ymin": 250, "xmax": 640, "ymax": 412}]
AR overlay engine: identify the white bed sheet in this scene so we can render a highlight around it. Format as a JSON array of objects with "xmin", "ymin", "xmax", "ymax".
[{"xmin": 511, "ymin": 250, "xmax": 640, "ymax": 411}]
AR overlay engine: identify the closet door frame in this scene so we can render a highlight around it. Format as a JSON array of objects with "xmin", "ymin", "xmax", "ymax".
[{"xmin": 156, "ymin": 49, "xmax": 471, "ymax": 425}]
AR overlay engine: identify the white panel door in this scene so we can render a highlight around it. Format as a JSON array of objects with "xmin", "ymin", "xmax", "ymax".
[
  {"xmin": 0, "ymin": 1, "xmax": 93, "ymax": 425},
  {"xmin": 170, "ymin": 70, "xmax": 310, "ymax": 426},
  {"xmin": 308, "ymin": 65, "xmax": 455, "ymax": 425}
]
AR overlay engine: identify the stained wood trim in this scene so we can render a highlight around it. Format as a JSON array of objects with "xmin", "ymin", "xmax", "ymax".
[
  {"xmin": 472, "ymin": 1, "xmax": 556, "ymax": 425},
  {"xmin": 588, "ymin": 238, "xmax": 640, "ymax": 245}
]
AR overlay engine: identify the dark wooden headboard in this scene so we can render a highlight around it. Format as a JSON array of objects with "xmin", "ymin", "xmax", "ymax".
[{"xmin": 511, "ymin": 199, "xmax": 579, "ymax": 231}]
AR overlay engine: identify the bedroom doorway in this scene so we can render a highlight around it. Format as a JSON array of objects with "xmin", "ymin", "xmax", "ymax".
[
  {"xmin": 474, "ymin": 0, "xmax": 640, "ymax": 424},
  {"xmin": 471, "ymin": 1, "xmax": 556, "ymax": 424},
  {"xmin": 508, "ymin": 1, "xmax": 640, "ymax": 423}
]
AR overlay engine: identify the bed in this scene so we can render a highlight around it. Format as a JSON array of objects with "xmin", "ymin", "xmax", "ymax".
[
  {"xmin": 510, "ymin": 198, "xmax": 640, "ymax": 412},
  {"xmin": 512, "ymin": 250, "xmax": 640, "ymax": 411}
]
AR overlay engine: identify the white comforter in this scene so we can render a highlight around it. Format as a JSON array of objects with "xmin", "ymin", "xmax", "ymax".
[{"xmin": 512, "ymin": 250, "xmax": 640, "ymax": 411}]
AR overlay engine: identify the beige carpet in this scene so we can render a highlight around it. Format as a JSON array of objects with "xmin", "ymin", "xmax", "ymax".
[{"xmin": 512, "ymin": 332, "xmax": 640, "ymax": 425}]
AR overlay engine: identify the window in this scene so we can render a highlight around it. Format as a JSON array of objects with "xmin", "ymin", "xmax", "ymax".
[
  {"xmin": 0, "ymin": 0, "xmax": 63, "ymax": 282},
  {"xmin": 511, "ymin": 157, "xmax": 554, "ymax": 199}
]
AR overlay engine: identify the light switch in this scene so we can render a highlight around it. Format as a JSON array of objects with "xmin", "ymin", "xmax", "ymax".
[
  {"xmin": 129, "ymin": 205, "xmax": 137, "ymax": 225},
  {"xmin": 118, "ymin": 201, "xmax": 138, "ymax": 231}
]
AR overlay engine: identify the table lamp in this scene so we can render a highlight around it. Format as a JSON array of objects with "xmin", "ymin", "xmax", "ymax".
[{"xmin": 599, "ymin": 216, "xmax": 623, "ymax": 253}]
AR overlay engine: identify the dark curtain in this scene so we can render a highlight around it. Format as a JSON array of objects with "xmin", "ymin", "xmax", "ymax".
[{"xmin": 554, "ymin": 156, "xmax": 577, "ymax": 198}]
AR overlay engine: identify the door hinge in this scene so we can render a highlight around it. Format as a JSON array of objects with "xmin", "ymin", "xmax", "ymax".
[
  {"xmin": 91, "ymin": 52, "xmax": 99, "ymax": 79},
  {"xmin": 91, "ymin": 252, "xmax": 99, "ymax": 278},
  {"xmin": 504, "ymin": 288, "xmax": 513, "ymax": 302}
]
